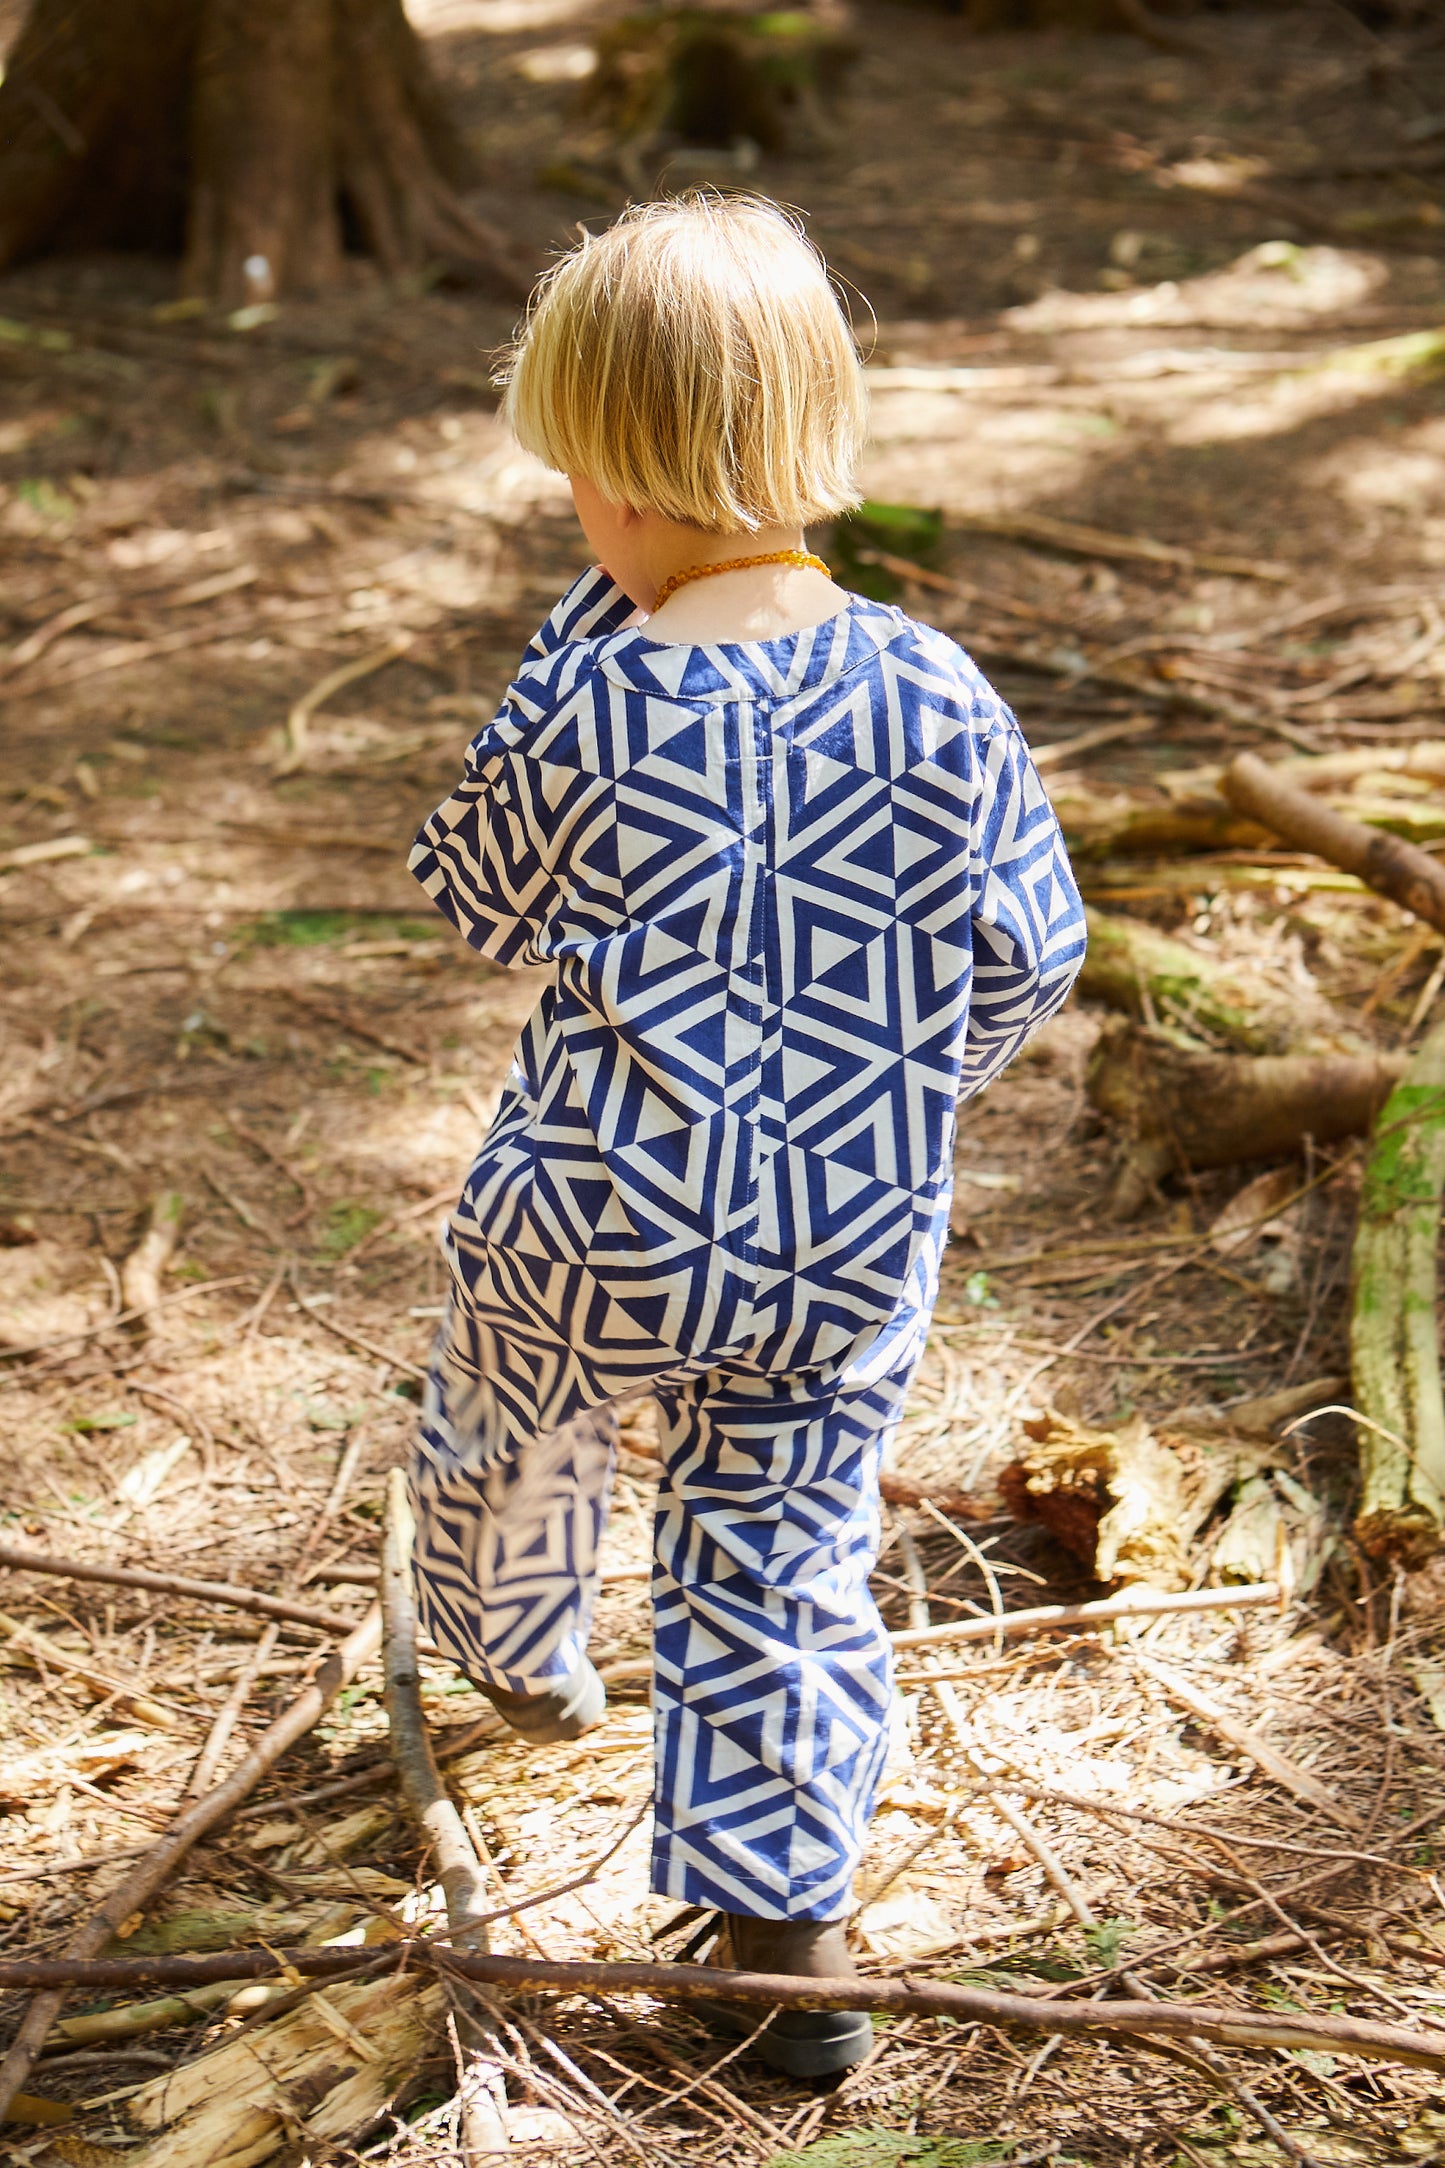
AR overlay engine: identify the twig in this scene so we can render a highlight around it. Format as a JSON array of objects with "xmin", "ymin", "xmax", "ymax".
[
  {"xmin": 0, "ymin": 1537, "xmax": 364, "ymax": 1635},
  {"xmin": 277, "ymin": 988, "xmax": 430, "ymax": 1067},
  {"xmin": 0, "ymin": 1605, "xmax": 381, "ymax": 2121},
  {"xmin": 276, "ymin": 637, "xmax": 414, "ymax": 776},
  {"xmin": 1133, "ymin": 1652, "xmax": 1363, "ymax": 1831},
  {"xmin": 186, "ymin": 1623, "xmax": 282, "ymax": 1798},
  {"xmin": 0, "ymin": 1273, "xmax": 253, "ymax": 1362},
  {"xmin": 288, "ymin": 1270, "xmax": 427, "ymax": 1378},
  {"xmin": 0, "ymin": 1609, "xmax": 183, "ymax": 1729}
]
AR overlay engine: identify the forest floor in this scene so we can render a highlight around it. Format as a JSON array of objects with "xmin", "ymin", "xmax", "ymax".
[{"xmin": 6, "ymin": 3, "xmax": 1445, "ymax": 2164}]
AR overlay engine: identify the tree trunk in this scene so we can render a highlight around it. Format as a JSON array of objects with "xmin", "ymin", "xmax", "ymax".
[
  {"xmin": 186, "ymin": 0, "xmax": 343, "ymax": 303},
  {"xmin": 0, "ymin": 0, "xmax": 522, "ymax": 299},
  {"xmin": 1351, "ymin": 1018, "xmax": 1445, "ymax": 1566}
]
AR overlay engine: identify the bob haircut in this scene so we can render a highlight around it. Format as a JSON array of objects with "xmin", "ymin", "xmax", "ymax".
[{"xmin": 503, "ymin": 194, "xmax": 867, "ymax": 534}]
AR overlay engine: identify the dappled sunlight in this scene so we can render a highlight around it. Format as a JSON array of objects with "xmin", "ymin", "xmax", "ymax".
[
  {"xmin": 1315, "ymin": 413, "xmax": 1445, "ymax": 517},
  {"xmin": 1006, "ymin": 242, "xmax": 1392, "ymax": 335},
  {"xmin": 407, "ymin": 0, "xmax": 596, "ymax": 31}
]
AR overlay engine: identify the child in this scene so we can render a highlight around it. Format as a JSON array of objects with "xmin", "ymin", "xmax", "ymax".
[{"xmin": 408, "ymin": 193, "xmax": 1086, "ymax": 2078}]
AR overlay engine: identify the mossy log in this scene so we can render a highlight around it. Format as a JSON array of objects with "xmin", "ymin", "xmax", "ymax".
[
  {"xmin": 1086, "ymin": 1016, "xmax": 1405, "ymax": 1218},
  {"xmin": 1080, "ymin": 906, "xmax": 1287, "ymax": 1052},
  {"xmin": 1351, "ymin": 1018, "xmax": 1445, "ymax": 1565},
  {"xmin": 1050, "ymin": 781, "xmax": 1265, "ymax": 863}
]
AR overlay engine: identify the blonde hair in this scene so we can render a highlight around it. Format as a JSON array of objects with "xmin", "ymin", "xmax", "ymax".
[{"xmin": 503, "ymin": 194, "xmax": 867, "ymax": 534}]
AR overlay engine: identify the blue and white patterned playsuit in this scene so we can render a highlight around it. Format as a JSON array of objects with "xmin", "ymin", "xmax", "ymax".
[{"xmin": 408, "ymin": 568, "xmax": 1085, "ymax": 1921}]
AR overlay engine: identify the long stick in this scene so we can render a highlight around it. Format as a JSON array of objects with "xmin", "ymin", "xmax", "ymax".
[
  {"xmin": 381, "ymin": 1468, "xmax": 507, "ymax": 2159},
  {"xmin": 1224, "ymin": 751, "xmax": 1445, "ymax": 934},
  {"xmin": 889, "ymin": 1580, "xmax": 1279, "ymax": 1649},
  {"xmin": 0, "ymin": 1606, "xmax": 380, "ymax": 2123},
  {"xmin": 381, "ymin": 1470, "xmax": 489, "ymax": 1935},
  {"xmin": 1, "ymin": 1945, "xmax": 1440, "ymax": 2075},
  {"xmin": 0, "ymin": 1538, "xmax": 363, "ymax": 1635}
]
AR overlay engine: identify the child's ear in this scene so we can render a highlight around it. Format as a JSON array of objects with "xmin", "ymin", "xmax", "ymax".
[{"xmin": 616, "ymin": 502, "xmax": 645, "ymax": 531}]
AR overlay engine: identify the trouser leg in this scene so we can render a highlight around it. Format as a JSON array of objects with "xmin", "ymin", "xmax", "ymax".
[
  {"xmin": 648, "ymin": 1346, "xmax": 918, "ymax": 1921},
  {"xmin": 411, "ymin": 1296, "xmax": 620, "ymax": 1694}
]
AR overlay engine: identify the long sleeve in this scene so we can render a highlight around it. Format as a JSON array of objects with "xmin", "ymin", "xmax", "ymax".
[
  {"xmin": 958, "ymin": 719, "xmax": 1086, "ymax": 1100},
  {"xmin": 408, "ymin": 568, "xmax": 633, "ymax": 963}
]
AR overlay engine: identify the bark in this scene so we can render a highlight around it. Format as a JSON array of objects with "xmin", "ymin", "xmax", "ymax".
[
  {"xmin": 186, "ymin": 0, "xmax": 342, "ymax": 302},
  {"xmin": 0, "ymin": 0, "xmax": 521, "ymax": 299},
  {"xmin": 0, "ymin": 0, "xmax": 196, "ymax": 266},
  {"xmin": 1086, "ymin": 1015, "xmax": 1405, "ymax": 1218},
  {"xmin": 1080, "ymin": 906, "xmax": 1288, "ymax": 1053},
  {"xmin": 1224, "ymin": 751, "xmax": 1445, "ymax": 934},
  {"xmin": 1351, "ymin": 1018, "xmax": 1445, "ymax": 1565}
]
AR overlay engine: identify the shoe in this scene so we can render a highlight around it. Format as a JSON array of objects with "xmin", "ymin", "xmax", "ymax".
[
  {"xmin": 473, "ymin": 1657, "xmax": 605, "ymax": 1743},
  {"xmin": 698, "ymin": 1913, "xmax": 874, "ymax": 2080}
]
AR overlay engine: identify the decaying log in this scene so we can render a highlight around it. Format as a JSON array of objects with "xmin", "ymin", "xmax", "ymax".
[
  {"xmin": 124, "ymin": 1968, "xmax": 445, "ymax": 2164},
  {"xmin": 1086, "ymin": 1016, "xmax": 1405, "ymax": 1217},
  {"xmin": 1079, "ymin": 906, "xmax": 1290, "ymax": 1053},
  {"xmin": 0, "ymin": 1606, "xmax": 381, "ymax": 2124},
  {"xmin": 997, "ymin": 1399, "xmax": 1310, "ymax": 1591},
  {"xmin": 1224, "ymin": 752, "xmax": 1445, "ymax": 934},
  {"xmin": 1050, "ymin": 779, "xmax": 1265, "ymax": 863},
  {"xmin": 1352, "ymin": 1017, "xmax": 1445, "ymax": 1564},
  {"xmin": 1000, "ymin": 1408, "xmax": 1194, "ymax": 1587}
]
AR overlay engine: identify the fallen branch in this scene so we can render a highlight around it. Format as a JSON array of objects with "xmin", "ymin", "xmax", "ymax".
[
  {"xmin": 288, "ymin": 1272, "xmax": 427, "ymax": 1379},
  {"xmin": 0, "ymin": 1605, "xmax": 381, "ymax": 2122},
  {"xmin": 0, "ymin": 1538, "xmax": 364, "ymax": 1636},
  {"xmin": 3, "ymin": 1943, "xmax": 1442, "ymax": 2075},
  {"xmin": 276, "ymin": 636, "xmax": 414, "ymax": 777},
  {"xmin": 888, "ymin": 1579, "xmax": 1279, "ymax": 1651},
  {"xmin": 119, "ymin": 1190, "xmax": 185, "ymax": 1334},
  {"xmin": 382, "ymin": 1468, "xmax": 490, "ymax": 1938},
  {"xmin": 948, "ymin": 514, "xmax": 1288, "ymax": 583},
  {"xmin": 1352, "ymin": 1017, "xmax": 1445, "ymax": 1564},
  {"xmin": 1224, "ymin": 751, "xmax": 1445, "ymax": 934},
  {"xmin": 382, "ymin": 1467, "xmax": 517, "ymax": 2157}
]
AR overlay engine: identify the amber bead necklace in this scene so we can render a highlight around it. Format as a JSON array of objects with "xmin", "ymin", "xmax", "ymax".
[{"xmin": 651, "ymin": 549, "xmax": 831, "ymax": 613}]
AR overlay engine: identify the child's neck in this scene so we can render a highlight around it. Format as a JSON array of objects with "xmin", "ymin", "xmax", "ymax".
[{"xmin": 642, "ymin": 526, "xmax": 847, "ymax": 645}]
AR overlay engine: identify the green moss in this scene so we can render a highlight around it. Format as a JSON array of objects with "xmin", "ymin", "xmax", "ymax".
[{"xmin": 318, "ymin": 1202, "xmax": 382, "ymax": 1259}]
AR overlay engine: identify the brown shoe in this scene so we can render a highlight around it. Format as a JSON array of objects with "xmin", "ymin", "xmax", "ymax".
[{"xmin": 698, "ymin": 1913, "xmax": 873, "ymax": 2080}]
